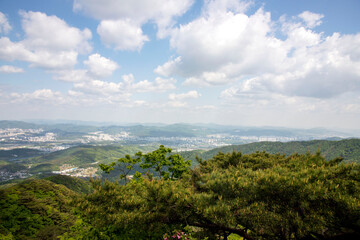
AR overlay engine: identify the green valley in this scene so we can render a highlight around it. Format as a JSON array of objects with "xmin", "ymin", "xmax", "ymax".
[{"xmin": 1, "ymin": 146, "xmax": 359, "ymax": 239}]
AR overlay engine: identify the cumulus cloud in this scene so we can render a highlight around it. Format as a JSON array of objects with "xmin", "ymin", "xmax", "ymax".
[
  {"xmin": 74, "ymin": 0, "xmax": 194, "ymax": 49},
  {"xmin": 298, "ymin": 11, "xmax": 324, "ymax": 28},
  {"xmin": 10, "ymin": 89, "xmax": 64, "ymax": 103},
  {"xmin": 154, "ymin": 56, "xmax": 182, "ymax": 77},
  {"xmin": 155, "ymin": 1, "xmax": 360, "ymax": 99},
  {"xmin": 20, "ymin": 11, "xmax": 92, "ymax": 53},
  {"xmin": 167, "ymin": 90, "xmax": 201, "ymax": 108},
  {"xmin": 0, "ymin": 65, "xmax": 24, "ymax": 73},
  {"xmin": 0, "ymin": 12, "xmax": 11, "ymax": 34},
  {"xmin": 72, "ymin": 74, "xmax": 176, "ymax": 98},
  {"xmin": 218, "ymin": 85, "xmax": 360, "ymax": 128},
  {"xmin": 156, "ymin": 7, "xmax": 285, "ymax": 82},
  {"xmin": 167, "ymin": 101, "xmax": 187, "ymax": 108},
  {"xmin": 131, "ymin": 77, "xmax": 177, "ymax": 92},
  {"xmin": 0, "ymin": 37, "xmax": 79, "ymax": 69},
  {"xmin": 74, "ymin": 80, "xmax": 127, "ymax": 96},
  {"xmin": 84, "ymin": 53, "xmax": 118, "ymax": 78},
  {"xmin": 203, "ymin": 0, "xmax": 252, "ymax": 16},
  {"xmin": 118, "ymin": 74, "xmax": 176, "ymax": 93},
  {"xmin": 97, "ymin": 20, "xmax": 148, "ymax": 51},
  {"xmin": 0, "ymin": 11, "xmax": 92, "ymax": 69},
  {"xmin": 53, "ymin": 54, "xmax": 118, "ymax": 82},
  {"xmin": 53, "ymin": 69, "xmax": 90, "ymax": 82},
  {"xmin": 168, "ymin": 90, "xmax": 201, "ymax": 100}
]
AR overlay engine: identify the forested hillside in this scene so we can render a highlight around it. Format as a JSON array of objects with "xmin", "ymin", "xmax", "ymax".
[
  {"xmin": 0, "ymin": 179, "xmax": 79, "ymax": 239},
  {"xmin": 1, "ymin": 146, "xmax": 359, "ymax": 240},
  {"xmin": 1, "ymin": 145, "xmax": 158, "ymax": 176},
  {"xmin": 181, "ymin": 139, "xmax": 360, "ymax": 163}
]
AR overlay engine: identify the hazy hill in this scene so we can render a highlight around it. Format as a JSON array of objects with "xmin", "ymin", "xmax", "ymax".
[
  {"xmin": 0, "ymin": 120, "xmax": 38, "ymax": 129},
  {"xmin": 2, "ymin": 120, "xmax": 358, "ymax": 139},
  {"xmin": 0, "ymin": 148, "xmax": 44, "ymax": 161},
  {"xmin": 181, "ymin": 139, "xmax": 360, "ymax": 163},
  {"xmin": 6, "ymin": 139, "xmax": 360, "ymax": 177},
  {"xmin": 25, "ymin": 144, "xmax": 158, "ymax": 173}
]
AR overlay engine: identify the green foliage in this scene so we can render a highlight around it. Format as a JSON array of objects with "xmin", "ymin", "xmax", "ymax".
[
  {"xmin": 139, "ymin": 145, "xmax": 191, "ymax": 180},
  {"xmin": 23, "ymin": 144, "xmax": 158, "ymax": 175},
  {"xmin": 79, "ymin": 149, "xmax": 360, "ymax": 239},
  {"xmin": 45, "ymin": 175, "xmax": 93, "ymax": 194},
  {"xmin": 100, "ymin": 152, "xmax": 142, "ymax": 183},
  {"xmin": 2, "ymin": 145, "xmax": 359, "ymax": 240},
  {"xmin": 101, "ymin": 145, "xmax": 192, "ymax": 181},
  {"xmin": 0, "ymin": 179, "xmax": 78, "ymax": 239},
  {"xmin": 0, "ymin": 163, "xmax": 27, "ymax": 173},
  {"xmin": 187, "ymin": 151, "xmax": 360, "ymax": 239},
  {"xmin": 182, "ymin": 139, "xmax": 360, "ymax": 163},
  {"xmin": 0, "ymin": 148, "xmax": 44, "ymax": 161}
]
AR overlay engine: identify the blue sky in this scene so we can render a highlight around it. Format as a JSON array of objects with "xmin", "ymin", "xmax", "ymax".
[{"xmin": 1, "ymin": 0, "xmax": 360, "ymax": 129}]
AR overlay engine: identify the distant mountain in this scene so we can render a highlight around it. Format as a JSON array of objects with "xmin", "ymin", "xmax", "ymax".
[
  {"xmin": 0, "ymin": 120, "xmax": 38, "ymax": 129},
  {"xmin": 0, "ymin": 148, "xmax": 44, "ymax": 161},
  {"xmin": 25, "ymin": 144, "xmax": 158, "ymax": 173},
  {"xmin": 180, "ymin": 139, "xmax": 360, "ymax": 163},
  {"xmin": 2, "ymin": 120, "xmax": 358, "ymax": 138},
  {"xmin": 20, "ymin": 139, "xmax": 360, "ymax": 174}
]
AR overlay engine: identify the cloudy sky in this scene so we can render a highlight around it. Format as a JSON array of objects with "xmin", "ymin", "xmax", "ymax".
[{"xmin": 1, "ymin": 0, "xmax": 360, "ymax": 129}]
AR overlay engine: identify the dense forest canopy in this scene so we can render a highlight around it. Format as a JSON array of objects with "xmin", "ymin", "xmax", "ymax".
[{"xmin": 1, "ymin": 146, "xmax": 359, "ymax": 239}]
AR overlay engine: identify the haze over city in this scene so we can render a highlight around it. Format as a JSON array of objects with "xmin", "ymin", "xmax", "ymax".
[{"xmin": 1, "ymin": 0, "xmax": 360, "ymax": 129}]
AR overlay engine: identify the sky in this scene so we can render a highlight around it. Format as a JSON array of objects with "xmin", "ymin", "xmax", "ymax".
[{"xmin": 0, "ymin": 0, "xmax": 360, "ymax": 129}]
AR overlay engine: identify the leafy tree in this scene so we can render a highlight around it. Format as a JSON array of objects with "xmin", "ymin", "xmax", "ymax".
[
  {"xmin": 79, "ymin": 149, "xmax": 360, "ymax": 240},
  {"xmin": 0, "ymin": 179, "xmax": 78, "ymax": 239},
  {"xmin": 100, "ymin": 145, "xmax": 191, "ymax": 181}
]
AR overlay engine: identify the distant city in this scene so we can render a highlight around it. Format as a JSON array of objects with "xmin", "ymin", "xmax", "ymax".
[
  {"xmin": 1, "ymin": 120, "xmax": 359, "ymax": 183},
  {"xmin": 0, "ymin": 126, "xmax": 348, "ymax": 152}
]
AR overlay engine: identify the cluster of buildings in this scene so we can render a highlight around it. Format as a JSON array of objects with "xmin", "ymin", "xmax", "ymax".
[
  {"xmin": 83, "ymin": 131, "xmax": 130, "ymax": 142},
  {"xmin": 52, "ymin": 164, "xmax": 98, "ymax": 178},
  {"xmin": 0, "ymin": 128, "xmax": 56, "ymax": 142},
  {"xmin": 0, "ymin": 169, "xmax": 32, "ymax": 182}
]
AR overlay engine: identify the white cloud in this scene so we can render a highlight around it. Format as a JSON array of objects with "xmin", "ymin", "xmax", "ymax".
[
  {"xmin": 167, "ymin": 101, "xmax": 187, "ymax": 108},
  {"xmin": 0, "ymin": 37, "xmax": 34, "ymax": 61},
  {"xmin": 74, "ymin": 80, "xmax": 126, "ymax": 96},
  {"xmin": 284, "ymin": 25, "xmax": 321, "ymax": 49},
  {"xmin": 119, "ymin": 74, "xmax": 177, "ymax": 92},
  {"xmin": 157, "ymin": 7, "xmax": 285, "ymax": 81},
  {"xmin": 84, "ymin": 53, "xmax": 119, "ymax": 78},
  {"xmin": 53, "ymin": 53, "xmax": 119, "ymax": 82},
  {"xmin": 97, "ymin": 20, "xmax": 148, "ymax": 51},
  {"xmin": 10, "ymin": 89, "xmax": 64, "ymax": 103},
  {"xmin": 184, "ymin": 72, "xmax": 230, "ymax": 86},
  {"xmin": 218, "ymin": 85, "xmax": 360, "ymax": 128},
  {"xmin": 74, "ymin": 0, "xmax": 194, "ymax": 43},
  {"xmin": 203, "ymin": 0, "xmax": 252, "ymax": 16},
  {"xmin": 155, "ymin": 1, "xmax": 360, "ymax": 99},
  {"xmin": 72, "ymin": 74, "xmax": 176, "ymax": 99},
  {"xmin": 154, "ymin": 56, "xmax": 182, "ymax": 77},
  {"xmin": 0, "ymin": 12, "xmax": 11, "ymax": 34},
  {"xmin": 169, "ymin": 90, "xmax": 201, "ymax": 100},
  {"xmin": 0, "ymin": 65, "xmax": 24, "ymax": 73},
  {"xmin": 53, "ymin": 69, "xmax": 90, "ymax": 82},
  {"xmin": 0, "ymin": 37, "xmax": 79, "ymax": 69},
  {"xmin": 68, "ymin": 90, "xmax": 84, "ymax": 97},
  {"xmin": 298, "ymin": 11, "xmax": 324, "ymax": 28},
  {"xmin": 195, "ymin": 105, "xmax": 216, "ymax": 110},
  {"xmin": 0, "ymin": 11, "xmax": 92, "ymax": 69},
  {"xmin": 131, "ymin": 77, "xmax": 177, "ymax": 92},
  {"xmin": 20, "ymin": 11, "xmax": 92, "ymax": 53}
]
